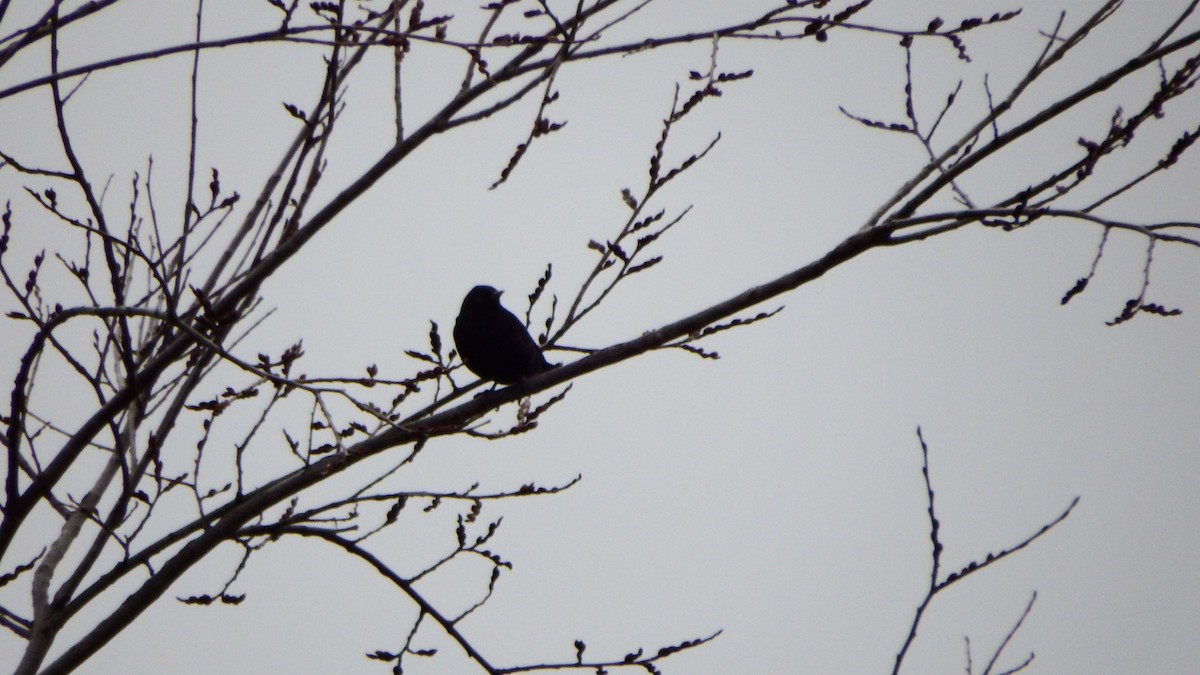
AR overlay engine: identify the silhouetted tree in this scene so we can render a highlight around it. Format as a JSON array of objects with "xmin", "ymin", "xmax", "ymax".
[{"xmin": 1, "ymin": 1, "xmax": 1197, "ymax": 673}]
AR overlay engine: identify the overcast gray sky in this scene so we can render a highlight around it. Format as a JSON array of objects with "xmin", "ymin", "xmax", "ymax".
[{"xmin": 1, "ymin": 1, "xmax": 1198, "ymax": 673}]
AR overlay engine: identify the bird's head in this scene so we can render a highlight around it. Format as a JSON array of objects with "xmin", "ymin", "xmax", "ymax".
[{"xmin": 464, "ymin": 285, "xmax": 502, "ymax": 309}]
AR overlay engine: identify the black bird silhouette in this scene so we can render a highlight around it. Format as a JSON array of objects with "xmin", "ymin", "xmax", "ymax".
[{"xmin": 453, "ymin": 285, "xmax": 554, "ymax": 385}]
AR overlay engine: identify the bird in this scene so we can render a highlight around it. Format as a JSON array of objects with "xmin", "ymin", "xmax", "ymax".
[{"xmin": 453, "ymin": 285, "xmax": 554, "ymax": 385}]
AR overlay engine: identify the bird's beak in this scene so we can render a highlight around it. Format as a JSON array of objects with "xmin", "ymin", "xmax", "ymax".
[{"xmin": 492, "ymin": 288, "xmax": 503, "ymax": 298}]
